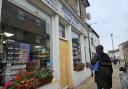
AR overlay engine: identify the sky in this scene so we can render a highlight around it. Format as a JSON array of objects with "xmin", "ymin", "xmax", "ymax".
[{"xmin": 87, "ymin": 0, "xmax": 128, "ymax": 52}]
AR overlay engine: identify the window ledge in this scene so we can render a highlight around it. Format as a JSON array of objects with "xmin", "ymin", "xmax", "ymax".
[{"xmin": 59, "ymin": 37, "xmax": 68, "ymax": 41}]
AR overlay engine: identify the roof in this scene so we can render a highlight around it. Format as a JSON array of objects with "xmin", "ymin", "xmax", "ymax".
[
  {"xmin": 92, "ymin": 29, "xmax": 99, "ymax": 38},
  {"xmin": 87, "ymin": 24, "xmax": 99, "ymax": 38},
  {"xmin": 119, "ymin": 40, "xmax": 128, "ymax": 46},
  {"xmin": 83, "ymin": 0, "xmax": 90, "ymax": 7},
  {"xmin": 108, "ymin": 49, "xmax": 119, "ymax": 53}
]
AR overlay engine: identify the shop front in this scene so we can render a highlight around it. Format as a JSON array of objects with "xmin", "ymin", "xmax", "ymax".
[
  {"xmin": 0, "ymin": 0, "xmax": 55, "ymax": 89},
  {"xmin": 25, "ymin": 0, "xmax": 92, "ymax": 88},
  {"xmin": 71, "ymin": 30, "xmax": 91, "ymax": 87},
  {"xmin": 0, "ymin": 0, "xmax": 92, "ymax": 89},
  {"xmin": 72, "ymin": 31, "xmax": 84, "ymax": 72}
]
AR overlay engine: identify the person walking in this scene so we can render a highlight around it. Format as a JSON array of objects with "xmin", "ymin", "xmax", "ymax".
[{"xmin": 91, "ymin": 45, "xmax": 113, "ymax": 89}]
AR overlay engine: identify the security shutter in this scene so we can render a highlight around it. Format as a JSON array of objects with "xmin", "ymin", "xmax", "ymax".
[{"xmin": 1, "ymin": 0, "xmax": 46, "ymax": 36}]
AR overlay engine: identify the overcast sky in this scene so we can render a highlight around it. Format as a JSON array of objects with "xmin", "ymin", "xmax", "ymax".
[{"xmin": 87, "ymin": 0, "xmax": 128, "ymax": 52}]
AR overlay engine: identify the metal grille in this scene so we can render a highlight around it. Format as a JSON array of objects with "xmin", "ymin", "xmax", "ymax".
[
  {"xmin": 1, "ymin": 0, "xmax": 46, "ymax": 36},
  {"xmin": 119, "ymin": 72, "xmax": 128, "ymax": 89}
]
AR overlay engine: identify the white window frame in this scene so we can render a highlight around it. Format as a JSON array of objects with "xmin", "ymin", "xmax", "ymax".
[{"xmin": 18, "ymin": 10, "xmax": 24, "ymax": 20}]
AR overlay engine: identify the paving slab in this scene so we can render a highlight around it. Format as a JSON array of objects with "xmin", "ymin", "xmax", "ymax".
[{"xmin": 76, "ymin": 65, "xmax": 122, "ymax": 89}]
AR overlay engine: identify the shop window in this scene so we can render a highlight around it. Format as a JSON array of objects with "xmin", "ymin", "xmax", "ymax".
[
  {"xmin": 2, "ymin": 24, "xmax": 51, "ymax": 70},
  {"xmin": 91, "ymin": 38, "xmax": 94, "ymax": 46},
  {"xmin": 1, "ymin": 1, "xmax": 52, "ymax": 88},
  {"xmin": 72, "ymin": 31, "xmax": 84, "ymax": 71},
  {"xmin": 59, "ymin": 23, "xmax": 65, "ymax": 38},
  {"xmin": 1, "ymin": 22, "xmax": 51, "ymax": 88},
  {"xmin": 36, "ymin": 19, "xmax": 42, "ymax": 27},
  {"xmin": 17, "ymin": 10, "xmax": 24, "ymax": 20}
]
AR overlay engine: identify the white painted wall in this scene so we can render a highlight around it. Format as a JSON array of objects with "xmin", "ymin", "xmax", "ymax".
[
  {"xmin": 38, "ymin": 79, "xmax": 59, "ymax": 89},
  {"xmin": 108, "ymin": 51, "xmax": 120, "ymax": 60},
  {"xmin": 93, "ymin": 34, "xmax": 100, "ymax": 47},
  {"xmin": 119, "ymin": 45, "xmax": 125, "ymax": 60},
  {"xmin": 84, "ymin": 36, "xmax": 91, "ymax": 63},
  {"xmin": 115, "ymin": 52, "xmax": 119, "ymax": 59},
  {"xmin": 80, "ymin": 35, "xmax": 86, "ymax": 63},
  {"xmin": 73, "ymin": 69, "xmax": 91, "ymax": 88},
  {"xmin": 89, "ymin": 31, "xmax": 100, "ymax": 58},
  {"xmin": 51, "ymin": 15, "xmax": 61, "ymax": 89}
]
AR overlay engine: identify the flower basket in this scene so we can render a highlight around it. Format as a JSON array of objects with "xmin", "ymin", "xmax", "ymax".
[
  {"xmin": 13, "ymin": 78, "xmax": 38, "ymax": 89},
  {"xmin": 38, "ymin": 76, "xmax": 53, "ymax": 87},
  {"xmin": 31, "ymin": 78, "xmax": 38, "ymax": 89},
  {"xmin": 8, "ymin": 69, "xmax": 53, "ymax": 89},
  {"xmin": 86, "ymin": 62, "xmax": 91, "ymax": 68},
  {"xmin": 17, "ymin": 84, "xmax": 30, "ymax": 89},
  {"xmin": 74, "ymin": 63, "xmax": 85, "ymax": 72},
  {"xmin": 33, "ymin": 69, "xmax": 53, "ymax": 87}
]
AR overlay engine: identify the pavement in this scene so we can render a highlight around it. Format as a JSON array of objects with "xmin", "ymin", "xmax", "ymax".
[{"xmin": 76, "ymin": 64, "xmax": 122, "ymax": 89}]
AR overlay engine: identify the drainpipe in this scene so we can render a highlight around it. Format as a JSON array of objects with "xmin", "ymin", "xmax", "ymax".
[{"xmin": 88, "ymin": 30, "xmax": 92, "ymax": 61}]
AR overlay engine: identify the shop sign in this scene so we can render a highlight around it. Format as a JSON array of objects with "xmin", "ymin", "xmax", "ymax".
[
  {"xmin": 41, "ymin": 0, "xmax": 84, "ymax": 32},
  {"xmin": 61, "ymin": 4, "xmax": 79, "ymax": 28},
  {"xmin": 41, "ymin": 0, "xmax": 58, "ymax": 11}
]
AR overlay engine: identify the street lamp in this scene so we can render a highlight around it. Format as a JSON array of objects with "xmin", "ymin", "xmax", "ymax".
[{"xmin": 110, "ymin": 33, "xmax": 115, "ymax": 60}]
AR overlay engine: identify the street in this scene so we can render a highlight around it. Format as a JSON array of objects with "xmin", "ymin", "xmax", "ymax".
[{"xmin": 76, "ymin": 64, "xmax": 122, "ymax": 89}]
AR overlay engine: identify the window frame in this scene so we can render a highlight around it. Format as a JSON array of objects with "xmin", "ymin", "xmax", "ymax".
[
  {"xmin": 17, "ymin": 9, "xmax": 25, "ymax": 20},
  {"xmin": 59, "ymin": 23, "xmax": 66, "ymax": 38}
]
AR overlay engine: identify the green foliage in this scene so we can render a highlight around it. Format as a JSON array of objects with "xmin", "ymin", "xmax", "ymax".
[{"xmin": 34, "ymin": 70, "xmax": 53, "ymax": 79}]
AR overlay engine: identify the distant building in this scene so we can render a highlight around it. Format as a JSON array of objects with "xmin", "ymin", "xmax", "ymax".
[
  {"xmin": 119, "ymin": 41, "xmax": 128, "ymax": 61},
  {"xmin": 108, "ymin": 49, "xmax": 120, "ymax": 60},
  {"xmin": 89, "ymin": 28, "xmax": 100, "ymax": 59}
]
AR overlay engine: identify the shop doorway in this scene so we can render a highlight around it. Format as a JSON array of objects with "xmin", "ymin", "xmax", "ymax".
[{"xmin": 59, "ymin": 39, "xmax": 72, "ymax": 89}]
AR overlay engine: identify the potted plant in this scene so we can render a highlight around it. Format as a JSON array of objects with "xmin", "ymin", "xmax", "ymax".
[
  {"xmin": 7, "ymin": 68, "xmax": 53, "ymax": 89},
  {"xmin": 7, "ymin": 71, "xmax": 38, "ymax": 89},
  {"xmin": 74, "ymin": 63, "xmax": 85, "ymax": 72},
  {"xmin": 34, "ymin": 69, "xmax": 53, "ymax": 87}
]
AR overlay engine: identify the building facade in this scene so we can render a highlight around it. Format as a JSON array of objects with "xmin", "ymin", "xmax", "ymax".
[
  {"xmin": 108, "ymin": 49, "xmax": 120, "ymax": 60},
  {"xmin": 0, "ymin": 0, "xmax": 99, "ymax": 89},
  {"xmin": 89, "ymin": 27, "xmax": 100, "ymax": 59},
  {"xmin": 119, "ymin": 41, "xmax": 128, "ymax": 61}
]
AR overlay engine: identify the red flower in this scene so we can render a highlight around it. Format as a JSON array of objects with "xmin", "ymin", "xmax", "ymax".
[{"xmin": 15, "ymin": 75, "xmax": 21, "ymax": 80}]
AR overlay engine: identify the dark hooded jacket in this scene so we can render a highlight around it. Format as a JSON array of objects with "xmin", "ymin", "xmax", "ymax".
[{"xmin": 91, "ymin": 52, "xmax": 113, "ymax": 88}]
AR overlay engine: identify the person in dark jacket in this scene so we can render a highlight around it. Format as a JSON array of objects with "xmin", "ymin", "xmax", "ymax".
[{"xmin": 91, "ymin": 45, "xmax": 113, "ymax": 89}]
